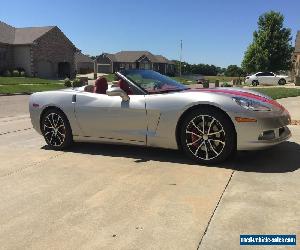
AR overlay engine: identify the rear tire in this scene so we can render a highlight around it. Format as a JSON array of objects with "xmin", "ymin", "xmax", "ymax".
[
  {"xmin": 41, "ymin": 108, "xmax": 73, "ymax": 150},
  {"xmin": 180, "ymin": 108, "xmax": 236, "ymax": 164},
  {"xmin": 278, "ymin": 79, "xmax": 286, "ymax": 85}
]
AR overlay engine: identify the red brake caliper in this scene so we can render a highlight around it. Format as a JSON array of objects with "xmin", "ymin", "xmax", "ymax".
[{"xmin": 191, "ymin": 128, "xmax": 200, "ymax": 147}]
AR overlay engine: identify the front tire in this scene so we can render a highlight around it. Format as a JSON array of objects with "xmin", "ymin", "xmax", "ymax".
[
  {"xmin": 41, "ymin": 109, "xmax": 73, "ymax": 150},
  {"xmin": 180, "ymin": 108, "xmax": 236, "ymax": 164},
  {"xmin": 252, "ymin": 80, "xmax": 259, "ymax": 86}
]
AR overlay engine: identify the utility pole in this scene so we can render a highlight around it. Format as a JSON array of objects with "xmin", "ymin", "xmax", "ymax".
[{"xmin": 179, "ymin": 40, "xmax": 182, "ymax": 77}]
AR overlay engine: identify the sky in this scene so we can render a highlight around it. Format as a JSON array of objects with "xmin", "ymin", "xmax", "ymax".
[{"xmin": 1, "ymin": 0, "xmax": 299, "ymax": 67}]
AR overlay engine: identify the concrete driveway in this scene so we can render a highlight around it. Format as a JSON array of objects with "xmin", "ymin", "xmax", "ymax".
[{"xmin": 0, "ymin": 95, "xmax": 299, "ymax": 249}]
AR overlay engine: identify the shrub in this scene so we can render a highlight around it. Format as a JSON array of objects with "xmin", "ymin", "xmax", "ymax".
[
  {"xmin": 3, "ymin": 70, "xmax": 11, "ymax": 77},
  {"xmin": 64, "ymin": 78, "xmax": 72, "ymax": 87},
  {"xmin": 72, "ymin": 78, "xmax": 84, "ymax": 88},
  {"xmin": 221, "ymin": 82, "xmax": 232, "ymax": 87},
  {"xmin": 16, "ymin": 67, "xmax": 25, "ymax": 75},
  {"xmin": 12, "ymin": 70, "xmax": 20, "ymax": 77},
  {"xmin": 203, "ymin": 80, "xmax": 209, "ymax": 88},
  {"xmin": 20, "ymin": 71, "xmax": 26, "ymax": 77}
]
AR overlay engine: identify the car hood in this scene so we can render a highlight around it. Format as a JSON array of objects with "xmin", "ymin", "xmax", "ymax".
[{"xmin": 184, "ymin": 87, "xmax": 285, "ymax": 111}]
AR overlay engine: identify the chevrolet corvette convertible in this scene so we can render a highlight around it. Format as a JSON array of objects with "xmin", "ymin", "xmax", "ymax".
[{"xmin": 29, "ymin": 70, "xmax": 291, "ymax": 164}]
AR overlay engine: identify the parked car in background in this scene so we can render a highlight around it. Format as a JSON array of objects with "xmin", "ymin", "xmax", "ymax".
[{"xmin": 245, "ymin": 72, "xmax": 288, "ymax": 86}]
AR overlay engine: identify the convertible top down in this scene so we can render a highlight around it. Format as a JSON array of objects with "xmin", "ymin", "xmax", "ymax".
[{"xmin": 29, "ymin": 70, "xmax": 291, "ymax": 164}]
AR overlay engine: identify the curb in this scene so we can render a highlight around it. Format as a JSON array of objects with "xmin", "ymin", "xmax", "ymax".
[{"xmin": 0, "ymin": 92, "xmax": 32, "ymax": 96}]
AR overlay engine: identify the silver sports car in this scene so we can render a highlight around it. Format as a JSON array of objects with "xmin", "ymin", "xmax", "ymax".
[{"xmin": 29, "ymin": 70, "xmax": 291, "ymax": 164}]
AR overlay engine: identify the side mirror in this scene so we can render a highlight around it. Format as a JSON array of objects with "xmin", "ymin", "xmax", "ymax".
[{"xmin": 106, "ymin": 87, "xmax": 130, "ymax": 101}]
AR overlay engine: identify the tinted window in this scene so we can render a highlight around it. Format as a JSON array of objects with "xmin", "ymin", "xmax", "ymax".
[{"xmin": 256, "ymin": 72, "xmax": 274, "ymax": 76}]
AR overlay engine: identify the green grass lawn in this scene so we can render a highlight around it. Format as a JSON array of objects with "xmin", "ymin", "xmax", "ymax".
[
  {"xmin": 251, "ymin": 87, "xmax": 300, "ymax": 99},
  {"xmin": 0, "ymin": 84, "xmax": 65, "ymax": 94},
  {"xmin": 105, "ymin": 74, "xmax": 116, "ymax": 82},
  {"xmin": 172, "ymin": 76, "xmax": 194, "ymax": 84},
  {"xmin": 0, "ymin": 77, "xmax": 61, "ymax": 85},
  {"xmin": 205, "ymin": 76, "xmax": 244, "ymax": 83}
]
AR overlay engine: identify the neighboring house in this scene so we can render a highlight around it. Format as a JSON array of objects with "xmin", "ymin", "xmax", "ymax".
[
  {"xmin": 75, "ymin": 52, "xmax": 94, "ymax": 74},
  {"xmin": 95, "ymin": 51, "xmax": 175, "ymax": 75},
  {"xmin": 292, "ymin": 31, "xmax": 300, "ymax": 84},
  {"xmin": 0, "ymin": 21, "xmax": 76, "ymax": 78}
]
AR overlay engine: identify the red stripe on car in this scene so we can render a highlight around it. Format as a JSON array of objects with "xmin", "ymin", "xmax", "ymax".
[{"xmin": 187, "ymin": 88, "xmax": 285, "ymax": 111}]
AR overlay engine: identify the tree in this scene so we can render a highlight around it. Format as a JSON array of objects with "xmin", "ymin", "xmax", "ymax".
[
  {"xmin": 172, "ymin": 61, "xmax": 228, "ymax": 76},
  {"xmin": 225, "ymin": 65, "xmax": 245, "ymax": 77},
  {"xmin": 242, "ymin": 11, "xmax": 293, "ymax": 73}
]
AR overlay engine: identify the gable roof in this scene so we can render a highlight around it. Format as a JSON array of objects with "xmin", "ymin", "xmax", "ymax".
[
  {"xmin": 104, "ymin": 53, "xmax": 117, "ymax": 62},
  {"xmin": 155, "ymin": 54, "xmax": 174, "ymax": 64},
  {"xmin": 0, "ymin": 21, "xmax": 55, "ymax": 45},
  {"xmin": 75, "ymin": 52, "xmax": 94, "ymax": 63},
  {"xmin": 295, "ymin": 31, "xmax": 300, "ymax": 53},
  {"xmin": 101, "ymin": 51, "xmax": 174, "ymax": 64},
  {"xmin": 0, "ymin": 21, "xmax": 15, "ymax": 44},
  {"xmin": 115, "ymin": 51, "xmax": 156, "ymax": 62},
  {"xmin": 14, "ymin": 26, "xmax": 54, "ymax": 44}
]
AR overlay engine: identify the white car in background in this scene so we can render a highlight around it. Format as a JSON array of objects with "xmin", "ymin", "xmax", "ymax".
[{"xmin": 245, "ymin": 72, "xmax": 288, "ymax": 86}]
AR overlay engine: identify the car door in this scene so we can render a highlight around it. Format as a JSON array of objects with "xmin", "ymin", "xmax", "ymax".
[
  {"xmin": 256, "ymin": 72, "xmax": 268, "ymax": 84},
  {"xmin": 265, "ymin": 72, "xmax": 275, "ymax": 85},
  {"xmin": 74, "ymin": 92, "xmax": 147, "ymax": 144}
]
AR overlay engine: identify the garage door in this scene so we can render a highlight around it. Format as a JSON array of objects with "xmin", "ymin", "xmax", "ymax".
[
  {"xmin": 97, "ymin": 64, "xmax": 111, "ymax": 73},
  {"xmin": 36, "ymin": 60, "xmax": 54, "ymax": 78}
]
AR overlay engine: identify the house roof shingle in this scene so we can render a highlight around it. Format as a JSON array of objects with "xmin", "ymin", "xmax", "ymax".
[
  {"xmin": 14, "ymin": 26, "xmax": 54, "ymax": 44},
  {"xmin": 104, "ymin": 53, "xmax": 117, "ymax": 62},
  {"xmin": 75, "ymin": 52, "xmax": 94, "ymax": 63},
  {"xmin": 0, "ymin": 21, "xmax": 55, "ymax": 45},
  {"xmin": 0, "ymin": 21, "xmax": 15, "ymax": 44},
  {"xmin": 102, "ymin": 51, "xmax": 174, "ymax": 64},
  {"xmin": 295, "ymin": 31, "xmax": 300, "ymax": 53},
  {"xmin": 155, "ymin": 54, "xmax": 174, "ymax": 64}
]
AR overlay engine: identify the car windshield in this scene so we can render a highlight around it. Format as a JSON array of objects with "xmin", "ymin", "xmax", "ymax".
[{"xmin": 120, "ymin": 70, "xmax": 189, "ymax": 94}]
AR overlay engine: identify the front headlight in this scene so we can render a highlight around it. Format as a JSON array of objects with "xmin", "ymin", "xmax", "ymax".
[{"xmin": 233, "ymin": 97, "xmax": 271, "ymax": 111}]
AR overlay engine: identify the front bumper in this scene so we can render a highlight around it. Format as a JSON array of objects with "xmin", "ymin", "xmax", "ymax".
[{"xmin": 235, "ymin": 111, "xmax": 292, "ymax": 150}]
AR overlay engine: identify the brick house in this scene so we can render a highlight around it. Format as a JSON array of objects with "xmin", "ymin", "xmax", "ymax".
[
  {"xmin": 0, "ymin": 21, "xmax": 76, "ymax": 78},
  {"xmin": 96, "ymin": 51, "xmax": 175, "ymax": 75},
  {"xmin": 75, "ymin": 52, "xmax": 94, "ymax": 74},
  {"xmin": 292, "ymin": 31, "xmax": 300, "ymax": 84}
]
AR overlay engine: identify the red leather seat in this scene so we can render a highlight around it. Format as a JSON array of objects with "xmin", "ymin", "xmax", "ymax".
[
  {"xmin": 118, "ymin": 79, "xmax": 133, "ymax": 95},
  {"xmin": 94, "ymin": 77, "xmax": 108, "ymax": 94}
]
